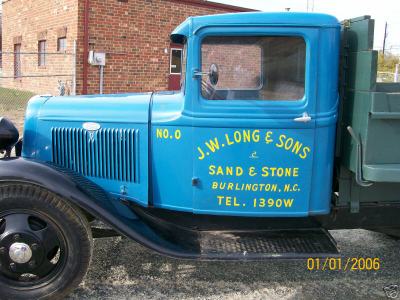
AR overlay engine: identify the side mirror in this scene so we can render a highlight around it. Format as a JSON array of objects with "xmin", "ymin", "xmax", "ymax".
[
  {"xmin": 209, "ymin": 63, "xmax": 219, "ymax": 86},
  {"xmin": 193, "ymin": 64, "xmax": 219, "ymax": 86}
]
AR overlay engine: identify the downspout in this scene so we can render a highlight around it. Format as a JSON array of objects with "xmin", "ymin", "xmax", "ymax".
[{"xmin": 82, "ymin": 0, "xmax": 90, "ymax": 94}]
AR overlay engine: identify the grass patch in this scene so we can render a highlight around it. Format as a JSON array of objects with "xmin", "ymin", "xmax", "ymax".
[{"xmin": 0, "ymin": 87, "xmax": 36, "ymax": 111}]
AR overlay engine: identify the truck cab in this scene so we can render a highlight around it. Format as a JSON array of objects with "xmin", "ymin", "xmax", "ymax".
[
  {"xmin": 151, "ymin": 12, "xmax": 339, "ymax": 217},
  {"xmin": 0, "ymin": 12, "xmax": 399, "ymax": 300}
]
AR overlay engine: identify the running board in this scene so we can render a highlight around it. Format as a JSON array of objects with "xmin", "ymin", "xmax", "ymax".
[
  {"xmin": 197, "ymin": 229, "xmax": 338, "ymax": 259},
  {"xmin": 128, "ymin": 205, "xmax": 339, "ymax": 260}
]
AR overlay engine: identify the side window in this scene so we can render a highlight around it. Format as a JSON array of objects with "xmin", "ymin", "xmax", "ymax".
[
  {"xmin": 14, "ymin": 43, "xmax": 22, "ymax": 78},
  {"xmin": 170, "ymin": 48, "xmax": 182, "ymax": 74},
  {"xmin": 38, "ymin": 40, "xmax": 47, "ymax": 67},
  {"xmin": 201, "ymin": 36, "xmax": 306, "ymax": 101}
]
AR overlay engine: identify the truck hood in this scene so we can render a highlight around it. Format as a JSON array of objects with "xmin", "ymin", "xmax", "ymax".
[
  {"xmin": 36, "ymin": 92, "xmax": 152, "ymax": 124},
  {"xmin": 22, "ymin": 92, "xmax": 152, "ymax": 205},
  {"xmin": 23, "ymin": 91, "xmax": 152, "ymax": 160}
]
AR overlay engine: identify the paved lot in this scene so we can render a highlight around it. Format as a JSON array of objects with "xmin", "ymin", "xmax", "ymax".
[{"xmin": 67, "ymin": 229, "xmax": 400, "ymax": 300}]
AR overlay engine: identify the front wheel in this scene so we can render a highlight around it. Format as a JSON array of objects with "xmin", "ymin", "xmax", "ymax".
[{"xmin": 0, "ymin": 184, "xmax": 93, "ymax": 300}]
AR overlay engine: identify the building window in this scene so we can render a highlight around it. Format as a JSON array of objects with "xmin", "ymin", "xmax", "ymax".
[
  {"xmin": 57, "ymin": 37, "xmax": 67, "ymax": 52},
  {"xmin": 14, "ymin": 43, "xmax": 21, "ymax": 78},
  {"xmin": 170, "ymin": 48, "xmax": 182, "ymax": 74},
  {"xmin": 38, "ymin": 40, "xmax": 46, "ymax": 67},
  {"xmin": 0, "ymin": 38, "xmax": 3, "ymax": 69}
]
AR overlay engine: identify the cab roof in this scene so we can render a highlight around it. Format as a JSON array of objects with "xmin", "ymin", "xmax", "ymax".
[{"xmin": 171, "ymin": 12, "xmax": 340, "ymax": 43}]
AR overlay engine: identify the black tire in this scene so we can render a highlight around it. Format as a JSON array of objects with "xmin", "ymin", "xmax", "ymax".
[{"xmin": 0, "ymin": 183, "xmax": 93, "ymax": 300}]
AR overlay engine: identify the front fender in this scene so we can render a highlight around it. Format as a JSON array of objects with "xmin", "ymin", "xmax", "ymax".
[
  {"xmin": 0, "ymin": 157, "xmax": 195, "ymax": 259},
  {"xmin": 0, "ymin": 157, "xmax": 122, "ymax": 219}
]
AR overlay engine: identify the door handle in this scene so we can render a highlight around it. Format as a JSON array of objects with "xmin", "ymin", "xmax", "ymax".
[{"xmin": 294, "ymin": 112, "xmax": 311, "ymax": 123}]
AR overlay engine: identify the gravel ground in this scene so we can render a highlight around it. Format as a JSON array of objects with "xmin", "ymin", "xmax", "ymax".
[{"xmin": 67, "ymin": 229, "xmax": 400, "ymax": 300}]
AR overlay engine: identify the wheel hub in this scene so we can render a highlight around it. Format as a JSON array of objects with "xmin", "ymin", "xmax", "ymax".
[
  {"xmin": 9, "ymin": 242, "xmax": 33, "ymax": 264},
  {"xmin": 0, "ymin": 212, "xmax": 65, "ymax": 284}
]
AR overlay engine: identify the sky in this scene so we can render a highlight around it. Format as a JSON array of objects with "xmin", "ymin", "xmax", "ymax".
[{"xmin": 212, "ymin": 0, "xmax": 400, "ymax": 53}]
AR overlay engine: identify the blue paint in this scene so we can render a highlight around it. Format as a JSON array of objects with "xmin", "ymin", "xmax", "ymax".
[
  {"xmin": 23, "ymin": 93, "xmax": 150, "ymax": 208},
  {"xmin": 23, "ymin": 12, "xmax": 340, "ymax": 218}
]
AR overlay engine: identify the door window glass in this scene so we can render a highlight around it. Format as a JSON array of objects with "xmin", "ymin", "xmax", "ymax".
[{"xmin": 201, "ymin": 36, "xmax": 306, "ymax": 101}]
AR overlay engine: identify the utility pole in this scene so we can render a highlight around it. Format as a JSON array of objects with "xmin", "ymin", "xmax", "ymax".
[
  {"xmin": 306, "ymin": 0, "xmax": 314, "ymax": 12},
  {"xmin": 382, "ymin": 22, "xmax": 388, "ymax": 56}
]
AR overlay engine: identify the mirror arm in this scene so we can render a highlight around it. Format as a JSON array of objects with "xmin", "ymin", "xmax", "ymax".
[
  {"xmin": 193, "ymin": 64, "xmax": 219, "ymax": 86},
  {"xmin": 193, "ymin": 69, "xmax": 209, "ymax": 78}
]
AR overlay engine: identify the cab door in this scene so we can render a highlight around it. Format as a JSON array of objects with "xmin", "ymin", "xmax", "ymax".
[{"xmin": 191, "ymin": 28, "xmax": 319, "ymax": 217}]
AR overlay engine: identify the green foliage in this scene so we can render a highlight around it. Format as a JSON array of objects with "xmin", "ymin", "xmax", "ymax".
[
  {"xmin": 378, "ymin": 51, "xmax": 400, "ymax": 73},
  {"xmin": 0, "ymin": 87, "xmax": 35, "ymax": 111}
]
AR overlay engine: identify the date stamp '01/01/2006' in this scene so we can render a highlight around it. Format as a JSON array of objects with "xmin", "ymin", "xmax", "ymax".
[
  {"xmin": 308, "ymin": 258, "xmax": 400, "ymax": 299},
  {"xmin": 307, "ymin": 257, "xmax": 381, "ymax": 272}
]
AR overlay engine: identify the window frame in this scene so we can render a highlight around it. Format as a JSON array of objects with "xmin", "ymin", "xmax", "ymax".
[
  {"xmin": 57, "ymin": 37, "xmax": 67, "ymax": 52},
  {"xmin": 14, "ymin": 43, "xmax": 22, "ymax": 78},
  {"xmin": 170, "ymin": 48, "xmax": 183, "ymax": 75},
  {"xmin": 200, "ymin": 35, "xmax": 306, "ymax": 101},
  {"xmin": 38, "ymin": 40, "xmax": 47, "ymax": 67},
  {"xmin": 0, "ymin": 38, "xmax": 3, "ymax": 69},
  {"xmin": 180, "ymin": 42, "xmax": 187, "ymax": 93},
  {"xmin": 184, "ymin": 26, "xmax": 319, "ymax": 119}
]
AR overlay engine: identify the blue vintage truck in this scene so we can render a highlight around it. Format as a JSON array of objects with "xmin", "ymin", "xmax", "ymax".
[{"xmin": 0, "ymin": 12, "xmax": 399, "ymax": 299}]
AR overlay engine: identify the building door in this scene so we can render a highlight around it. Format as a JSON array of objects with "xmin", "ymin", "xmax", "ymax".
[{"xmin": 168, "ymin": 44, "xmax": 183, "ymax": 90}]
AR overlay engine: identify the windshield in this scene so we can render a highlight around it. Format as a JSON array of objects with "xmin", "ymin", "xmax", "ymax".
[{"xmin": 180, "ymin": 42, "xmax": 187, "ymax": 92}]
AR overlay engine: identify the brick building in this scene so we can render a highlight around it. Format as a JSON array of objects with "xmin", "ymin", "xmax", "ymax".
[
  {"xmin": 0, "ymin": 13, "xmax": 2, "ymax": 70},
  {"xmin": 1, "ymin": 0, "xmax": 253, "ymax": 95}
]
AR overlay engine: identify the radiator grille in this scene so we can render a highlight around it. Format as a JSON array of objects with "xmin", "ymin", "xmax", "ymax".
[{"xmin": 51, "ymin": 127, "xmax": 139, "ymax": 183}]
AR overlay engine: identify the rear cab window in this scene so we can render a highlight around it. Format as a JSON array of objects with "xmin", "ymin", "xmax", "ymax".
[{"xmin": 201, "ymin": 36, "xmax": 306, "ymax": 101}]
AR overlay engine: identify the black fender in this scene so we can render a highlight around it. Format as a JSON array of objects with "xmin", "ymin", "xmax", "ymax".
[{"xmin": 0, "ymin": 157, "xmax": 198, "ymax": 259}]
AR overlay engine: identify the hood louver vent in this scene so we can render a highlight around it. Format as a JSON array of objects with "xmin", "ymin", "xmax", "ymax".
[{"xmin": 51, "ymin": 127, "xmax": 139, "ymax": 183}]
